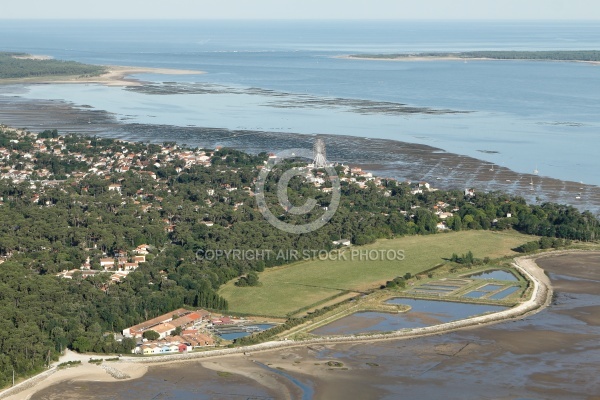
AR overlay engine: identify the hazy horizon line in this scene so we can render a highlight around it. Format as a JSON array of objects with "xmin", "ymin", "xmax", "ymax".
[{"xmin": 1, "ymin": 18, "xmax": 599, "ymax": 22}]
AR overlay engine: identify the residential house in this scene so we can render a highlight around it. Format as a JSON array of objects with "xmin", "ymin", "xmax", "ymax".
[
  {"xmin": 153, "ymin": 323, "xmax": 177, "ymax": 339},
  {"xmin": 100, "ymin": 258, "xmax": 115, "ymax": 269},
  {"xmin": 178, "ymin": 343, "xmax": 190, "ymax": 353},
  {"xmin": 135, "ymin": 244, "xmax": 150, "ymax": 255}
]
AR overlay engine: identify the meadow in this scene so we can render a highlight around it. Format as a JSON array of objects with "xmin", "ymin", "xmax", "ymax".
[{"xmin": 219, "ymin": 230, "xmax": 533, "ymax": 317}]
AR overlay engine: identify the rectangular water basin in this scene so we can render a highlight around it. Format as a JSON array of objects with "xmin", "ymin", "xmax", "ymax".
[
  {"xmin": 465, "ymin": 270, "xmax": 518, "ymax": 281},
  {"xmin": 478, "ymin": 284, "xmax": 505, "ymax": 292},
  {"xmin": 488, "ymin": 286, "xmax": 520, "ymax": 300},
  {"xmin": 463, "ymin": 291, "xmax": 487, "ymax": 299}
]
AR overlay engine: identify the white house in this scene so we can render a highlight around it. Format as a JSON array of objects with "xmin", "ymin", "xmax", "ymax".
[{"xmin": 332, "ymin": 239, "xmax": 352, "ymax": 247}]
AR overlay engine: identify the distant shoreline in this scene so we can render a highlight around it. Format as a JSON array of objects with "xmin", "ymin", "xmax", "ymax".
[
  {"xmin": 0, "ymin": 65, "xmax": 205, "ymax": 87},
  {"xmin": 339, "ymin": 50, "xmax": 600, "ymax": 65},
  {"xmin": 340, "ymin": 55, "xmax": 600, "ymax": 65}
]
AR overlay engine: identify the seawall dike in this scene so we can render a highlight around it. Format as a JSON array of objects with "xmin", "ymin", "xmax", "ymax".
[{"xmin": 118, "ymin": 252, "xmax": 557, "ymax": 364}]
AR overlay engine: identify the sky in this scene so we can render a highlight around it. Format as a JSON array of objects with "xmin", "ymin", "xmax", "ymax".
[{"xmin": 1, "ymin": 0, "xmax": 599, "ymax": 20}]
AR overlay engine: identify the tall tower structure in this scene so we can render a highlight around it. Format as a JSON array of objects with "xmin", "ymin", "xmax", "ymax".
[{"xmin": 313, "ymin": 138, "xmax": 328, "ymax": 168}]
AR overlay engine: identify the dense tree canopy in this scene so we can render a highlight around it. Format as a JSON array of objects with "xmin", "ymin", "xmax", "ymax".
[
  {"xmin": 352, "ymin": 50, "xmax": 600, "ymax": 62},
  {"xmin": 0, "ymin": 52, "xmax": 106, "ymax": 79},
  {"xmin": 0, "ymin": 129, "xmax": 598, "ymax": 387}
]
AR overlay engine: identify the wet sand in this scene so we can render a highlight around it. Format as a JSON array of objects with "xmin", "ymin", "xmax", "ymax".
[
  {"xmin": 28, "ymin": 360, "xmax": 282, "ymax": 400},
  {"xmin": 4, "ymin": 361, "xmax": 148, "ymax": 400},
  {"xmin": 24, "ymin": 252, "xmax": 600, "ymax": 399},
  {"xmin": 0, "ymin": 94, "xmax": 597, "ymax": 214}
]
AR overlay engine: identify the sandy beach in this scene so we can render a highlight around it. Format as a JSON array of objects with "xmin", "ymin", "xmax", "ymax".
[
  {"xmin": 0, "ymin": 65, "xmax": 205, "ymax": 87},
  {"xmin": 2, "ymin": 352, "xmax": 148, "ymax": 400}
]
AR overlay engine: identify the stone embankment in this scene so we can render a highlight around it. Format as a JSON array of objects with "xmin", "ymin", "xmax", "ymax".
[
  {"xmin": 101, "ymin": 365, "xmax": 131, "ymax": 380},
  {"xmin": 0, "ymin": 369, "xmax": 57, "ymax": 399}
]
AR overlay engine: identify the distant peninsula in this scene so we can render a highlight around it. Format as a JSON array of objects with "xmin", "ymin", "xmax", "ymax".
[
  {"xmin": 0, "ymin": 51, "xmax": 203, "ymax": 86},
  {"xmin": 0, "ymin": 51, "xmax": 107, "ymax": 79},
  {"xmin": 344, "ymin": 50, "xmax": 600, "ymax": 63}
]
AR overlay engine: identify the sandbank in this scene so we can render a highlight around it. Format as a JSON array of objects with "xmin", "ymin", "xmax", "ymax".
[{"xmin": 0, "ymin": 65, "xmax": 205, "ymax": 87}]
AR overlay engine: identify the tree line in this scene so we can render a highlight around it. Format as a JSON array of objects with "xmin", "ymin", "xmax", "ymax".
[
  {"xmin": 352, "ymin": 50, "xmax": 600, "ymax": 62},
  {"xmin": 0, "ymin": 52, "xmax": 106, "ymax": 79}
]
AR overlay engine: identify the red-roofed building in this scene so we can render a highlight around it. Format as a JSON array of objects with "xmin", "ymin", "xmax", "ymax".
[
  {"xmin": 186, "ymin": 312, "xmax": 202, "ymax": 322},
  {"xmin": 152, "ymin": 323, "xmax": 176, "ymax": 339}
]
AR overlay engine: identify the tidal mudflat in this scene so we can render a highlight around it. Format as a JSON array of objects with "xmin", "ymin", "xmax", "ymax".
[
  {"xmin": 0, "ymin": 94, "xmax": 597, "ymax": 214},
  {"xmin": 31, "ymin": 253, "xmax": 600, "ymax": 400}
]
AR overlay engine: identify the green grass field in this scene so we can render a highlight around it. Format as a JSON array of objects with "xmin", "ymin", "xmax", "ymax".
[{"xmin": 219, "ymin": 230, "xmax": 533, "ymax": 317}]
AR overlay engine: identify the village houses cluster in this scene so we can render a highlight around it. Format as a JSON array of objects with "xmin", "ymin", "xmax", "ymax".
[
  {"xmin": 1, "ymin": 128, "xmax": 468, "ymax": 281},
  {"xmin": 0, "ymin": 129, "xmax": 212, "ymax": 186},
  {"xmin": 121, "ymin": 307, "xmax": 261, "ymax": 355}
]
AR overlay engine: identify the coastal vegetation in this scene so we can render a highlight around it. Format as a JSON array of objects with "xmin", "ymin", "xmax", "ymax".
[
  {"xmin": 0, "ymin": 52, "xmax": 106, "ymax": 80},
  {"xmin": 0, "ymin": 126, "xmax": 598, "ymax": 387},
  {"xmin": 349, "ymin": 50, "xmax": 600, "ymax": 62},
  {"xmin": 515, "ymin": 237, "xmax": 571, "ymax": 253}
]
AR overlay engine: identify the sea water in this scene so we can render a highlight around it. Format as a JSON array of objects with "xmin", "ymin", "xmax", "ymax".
[{"xmin": 1, "ymin": 20, "xmax": 599, "ymax": 184}]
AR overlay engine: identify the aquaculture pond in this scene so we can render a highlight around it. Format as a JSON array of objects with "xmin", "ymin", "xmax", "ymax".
[
  {"xmin": 478, "ymin": 284, "xmax": 505, "ymax": 292},
  {"xmin": 465, "ymin": 269, "xmax": 518, "ymax": 281},
  {"xmin": 311, "ymin": 298, "xmax": 508, "ymax": 336},
  {"xmin": 488, "ymin": 286, "xmax": 520, "ymax": 300},
  {"xmin": 463, "ymin": 291, "xmax": 487, "ymax": 299},
  {"xmin": 217, "ymin": 324, "xmax": 275, "ymax": 341}
]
